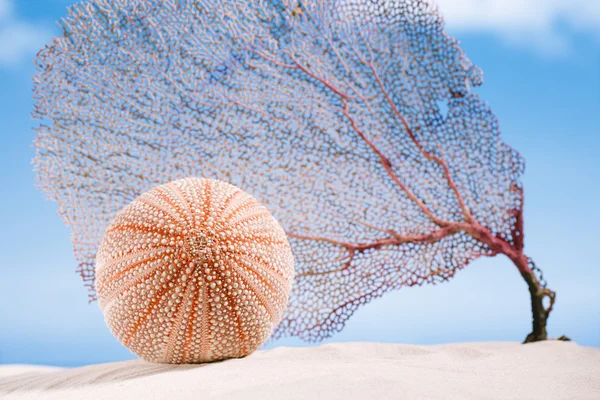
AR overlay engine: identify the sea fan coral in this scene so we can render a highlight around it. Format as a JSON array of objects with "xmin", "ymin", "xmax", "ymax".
[
  {"xmin": 34, "ymin": 0, "xmax": 562, "ymax": 343},
  {"xmin": 95, "ymin": 177, "xmax": 295, "ymax": 363}
]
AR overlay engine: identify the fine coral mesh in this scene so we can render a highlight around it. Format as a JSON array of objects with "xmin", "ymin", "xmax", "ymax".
[{"xmin": 33, "ymin": 0, "xmax": 525, "ymax": 342}]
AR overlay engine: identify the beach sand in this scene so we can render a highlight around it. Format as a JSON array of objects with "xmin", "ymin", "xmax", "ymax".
[{"xmin": 1, "ymin": 340, "xmax": 598, "ymax": 399}]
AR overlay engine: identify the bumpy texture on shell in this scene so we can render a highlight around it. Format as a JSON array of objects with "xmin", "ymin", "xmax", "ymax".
[{"xmin": 95, "ymin": 177, "xmax": 294, "ymax": 363}]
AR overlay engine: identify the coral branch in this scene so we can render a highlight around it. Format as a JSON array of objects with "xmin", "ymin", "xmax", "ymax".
[
  {"xmin": 339, "ymin": 100, "xmax": 447, "ymax": 227},
  {"xmin": 368, "ymin": 63, "xmax": 473, "ymax": 222},
  {"xmin": 287, "ymin": 224, "xmax": 463, "ymax": 252},
  {"xmin": 255, "ymin": 46, "xmax": 446, "ymax": 226}
]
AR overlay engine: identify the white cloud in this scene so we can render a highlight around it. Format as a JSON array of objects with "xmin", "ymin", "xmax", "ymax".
[
  {"xmin": 0, "ymin": 0, "xmax": 53, "ymax": 68},
  {"xmin": 433, "ymin": 0, "xmax": 600, "ymax": 54},
  {"xmin": 0, "ymin": 0, "xmax": 13, "ymax": 21}
]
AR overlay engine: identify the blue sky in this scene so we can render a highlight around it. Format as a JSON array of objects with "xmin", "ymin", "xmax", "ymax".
[{"xmin": 0, "ymin": 0, "xmax": 598, "ymax": 367}]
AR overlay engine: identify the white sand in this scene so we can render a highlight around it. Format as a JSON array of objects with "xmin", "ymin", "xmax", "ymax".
[{"xmin": 1, "ymin": 341, "xmax": 598, "ymax": 400}]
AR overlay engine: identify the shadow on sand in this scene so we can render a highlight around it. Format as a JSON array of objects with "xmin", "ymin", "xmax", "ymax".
[{"xmin": 0, "ymin": 359, "xmax": 215, "ymax": 394}]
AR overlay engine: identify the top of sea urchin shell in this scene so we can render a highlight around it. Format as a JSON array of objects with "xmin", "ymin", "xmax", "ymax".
[{"xmin": 95, "ymin": 177, "xmax": 295, "ymax": 363}]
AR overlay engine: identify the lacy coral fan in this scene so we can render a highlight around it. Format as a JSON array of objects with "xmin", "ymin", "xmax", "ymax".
[{"xmin": 34, "ymin": 0, "xmax": 564, "ymax": 343}]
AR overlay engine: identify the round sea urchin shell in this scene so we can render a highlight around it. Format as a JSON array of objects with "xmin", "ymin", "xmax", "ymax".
[{"xmin": 95, "ymin": 177, "xmax": 295, "ymax": 363}]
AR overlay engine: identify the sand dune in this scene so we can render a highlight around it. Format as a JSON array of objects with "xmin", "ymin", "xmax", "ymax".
[{"xmin": 1, "ymin": 341, "xmax": 598, "ymax": 399}]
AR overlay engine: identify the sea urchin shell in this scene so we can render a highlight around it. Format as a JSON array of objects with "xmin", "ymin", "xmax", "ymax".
[{"xmin": 95, "ymin": 177, "xmax": 295, "ymax": 363}]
